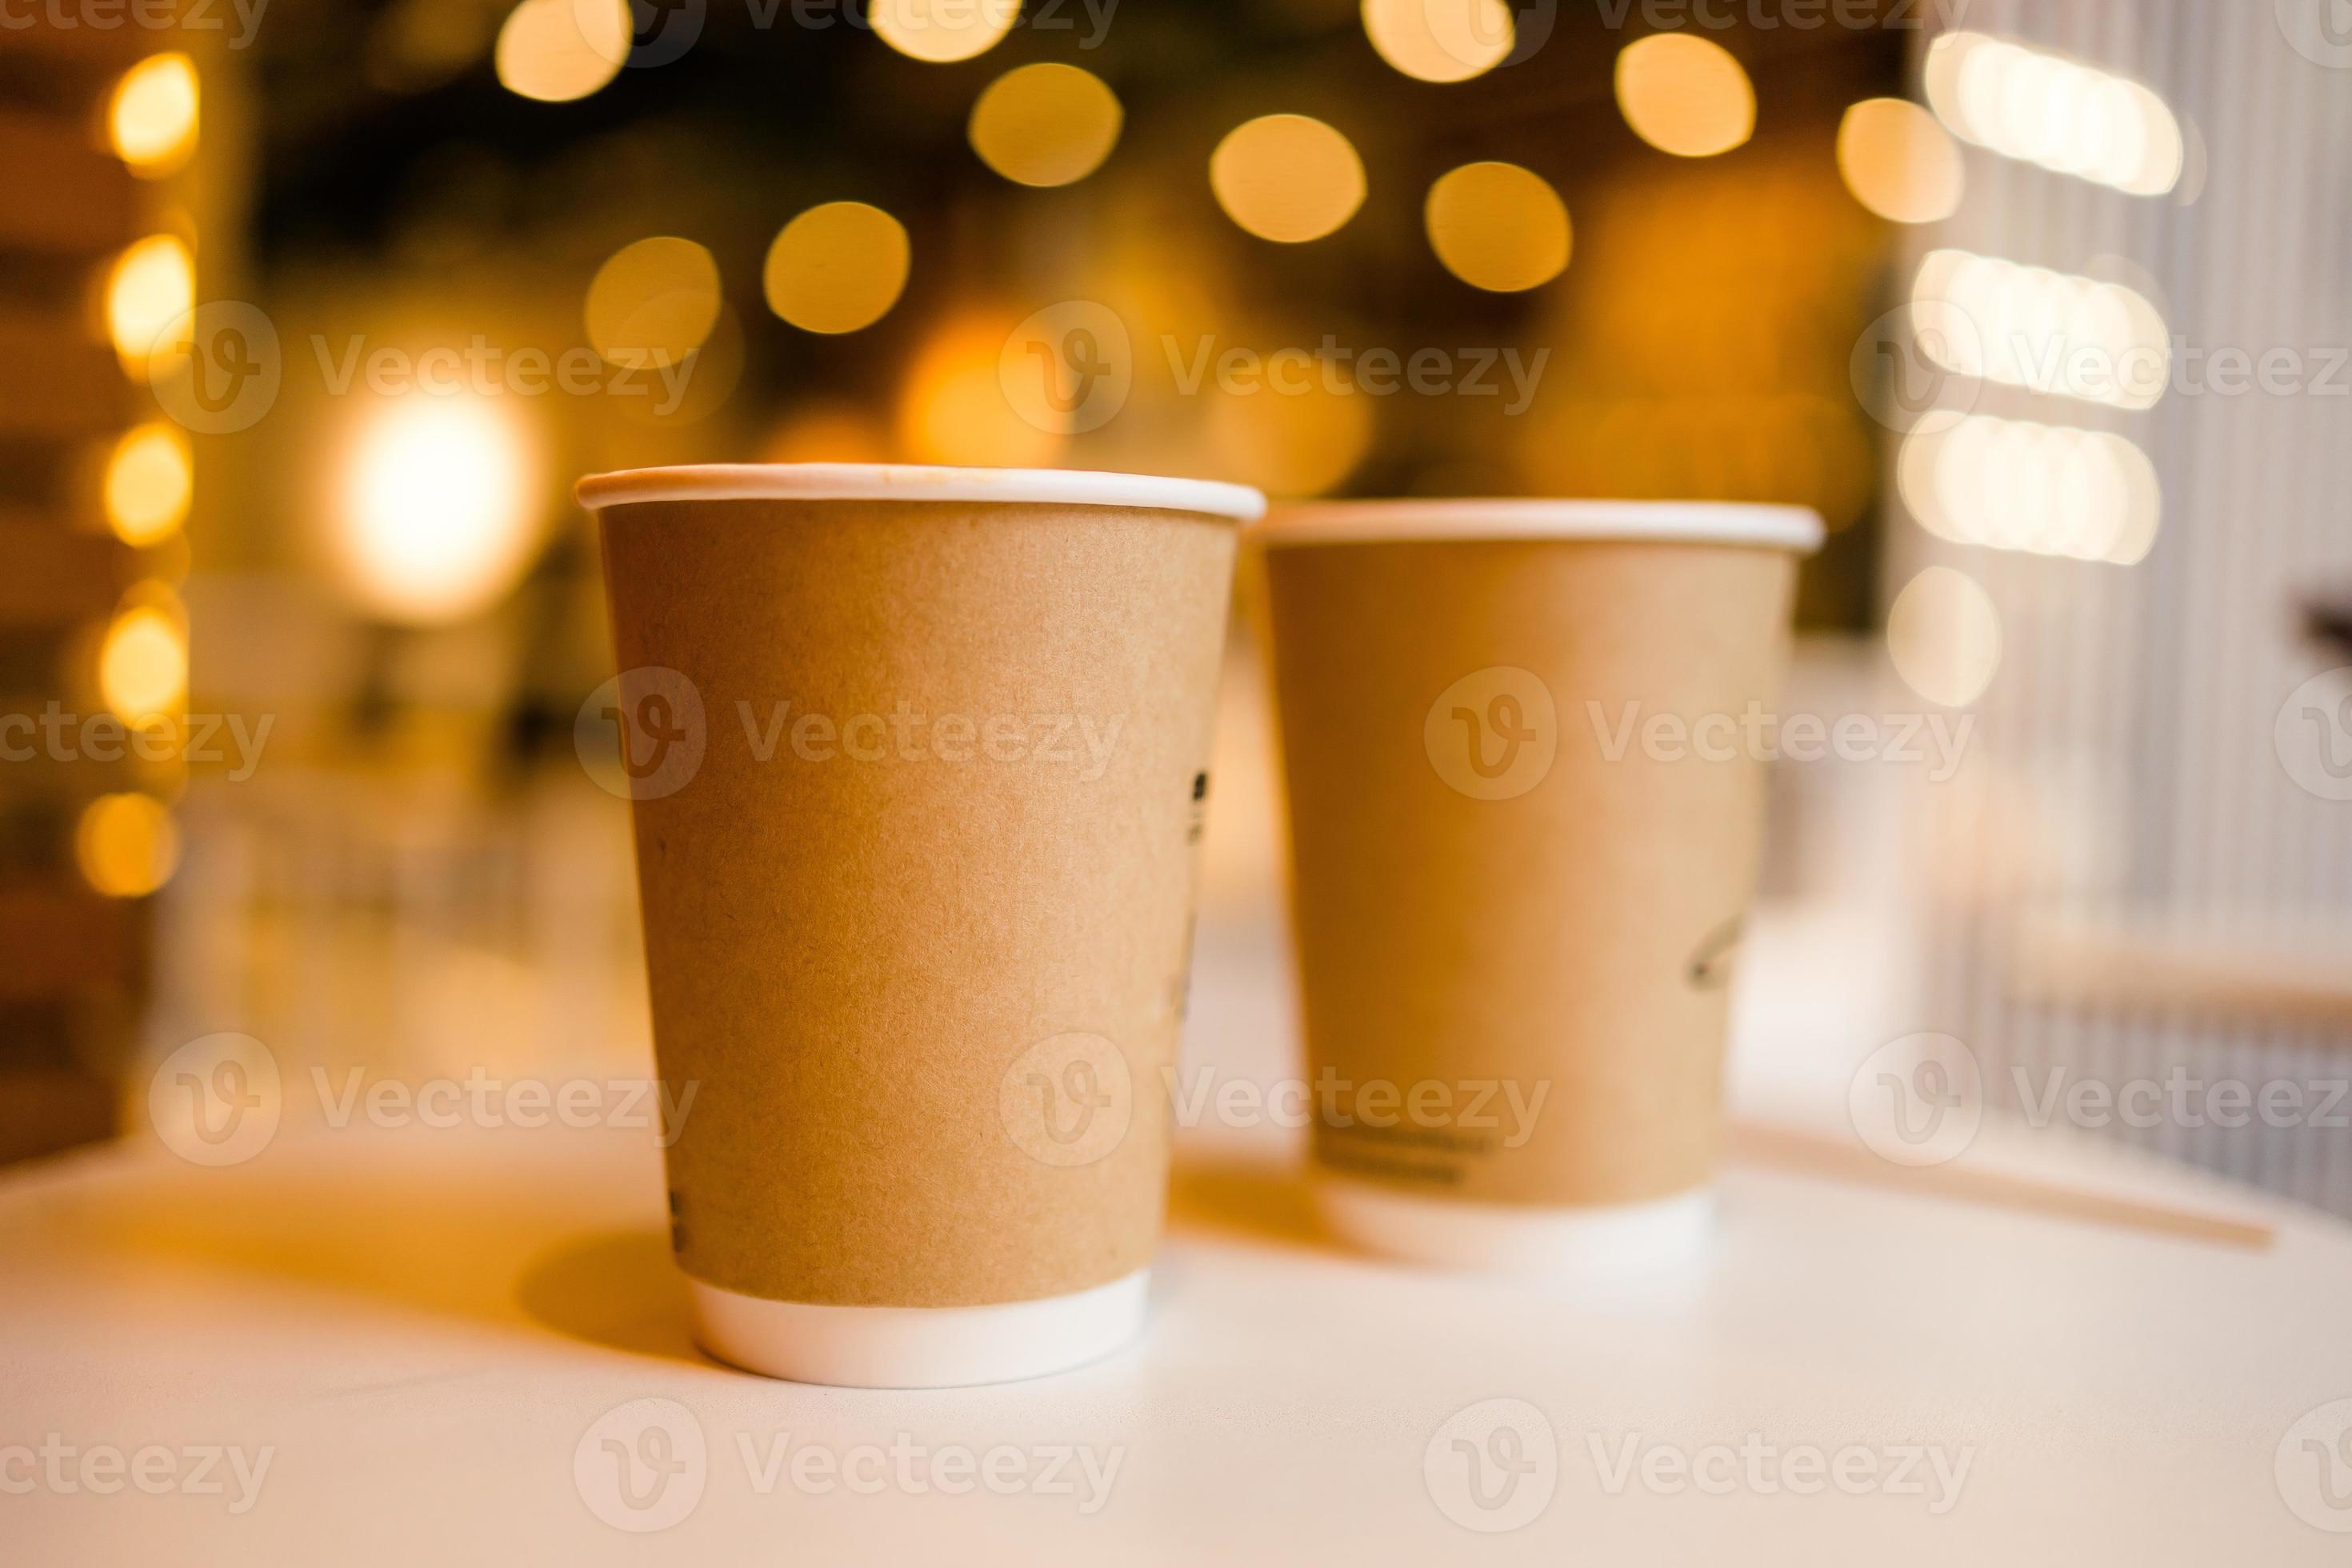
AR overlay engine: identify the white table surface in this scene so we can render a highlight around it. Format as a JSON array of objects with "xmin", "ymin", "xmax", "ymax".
[{"xmin": 7, "ymin": 916, "xmax": 2352, "ymax": 1565}]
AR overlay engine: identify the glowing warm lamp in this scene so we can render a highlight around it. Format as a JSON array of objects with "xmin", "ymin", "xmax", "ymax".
[
  {"xmin": 1614, "ymin": 33, "xmax": 1755, "ymax": 158},
  {"xmin": 1425, "ymin": 162, "xmax": 1570, "ymax": 292},
  {"xmin": 1837, "ymin": 98, "xmax": 1964, "ymax": 224},
  {"xmin": 968, "ymin": 63, "xmax": 1122, "ymax": 187},
  {"xmin": 585, "ymin": 236, "xmax": 721, "ymax": 368},
  {"xmin": 1210, "ymin": 114, "xmax": 1366, "ymax": 243},
  {"xmin": 106, "ymin": 234, "xmax": 194, "ymax": 376},
  {"xmin": 109, "ymin": 54, "xmax": 199, "ymax": 176},
  {"xmin": 1361, "ymin": 0, "xmax": 1513, "ymax": 84},
  {"xmin": 103, "ymin": 423, "xmax": 194, "ymax": 546},
  {"xmin": 764, "ymin": 202, "xmax": 911, "ymax": 334},
  {"xmin": 98, "ymin": 604, "xmax": 189, "ymax": 722},
  {"xmin": 871, "ymin": 0, "xmax": 1020, "ymax": 62},
  {"xmin": 494, "ymin": 0, "xmax": 628, "ymax": 103},
  {"xmin": 1886, "ymin": 565, "xmax": 2002, "ymax": 707},
  {"xmin": 1924, "ymin": 31, "xmax": 2182, "ymax": 197},
  {"xmin": 335, "ymin": 397, "xmax": 540, "ymax": 624},
  {"xmin": 75, "ymin": 793, "xmax": 181, "ymax": 898}
]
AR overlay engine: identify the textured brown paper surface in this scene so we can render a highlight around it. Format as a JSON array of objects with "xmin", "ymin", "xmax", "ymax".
[
  {"xmin": 1262, "ymin": 537, "xmax": 1797, "ymax": 1208},
  {"xmin": 598, "ymin": 498, "xmax": 1234, "ymax": 1307}
]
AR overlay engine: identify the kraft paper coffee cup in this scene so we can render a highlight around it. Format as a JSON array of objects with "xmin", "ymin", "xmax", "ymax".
[
  {"xmin": 1254, "ymin": 500, "xmax": 1822, "ymax": 1275},
  {"xmin": 578, "ymin": 463, "xmax": 1261, "ymax": 1386}
]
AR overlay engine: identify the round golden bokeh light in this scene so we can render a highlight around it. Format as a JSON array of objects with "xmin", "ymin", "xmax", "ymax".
[
  {"xmin": 763, "ymin": 202, "xmax": 912, "ymax": 334},
  {"xmin": 1425, "ymin": 162, "xmax": 1570, "ymax": 292},
  {"xmin": 1837, "ymin": 98, "xmax": 1965, "ymax": 224},
  {"xmin": 968, "ymin": 63, "xmax": 1123, "ymax": 187},
  {"xmin": 109, "ymin": 53, "xmax": 200, "ymax": 176},
  {"xmin": 1209, "ymin": 114, "xmax": 1366, "ymax": 244},
  {"xmin": 870, "ymin": 0, "xmax": 1021, "ymax": 63},
  {"xmin": 584, "ymin": 236, "xmax": 722, "ymax": 369},
  {"xmin": 1614, "ymin": 33, "xmax": 1756, "ymax": 158},
  {"xmin": 1361, "ymin": 0, "xmax": 1514, "ymax": 84}
]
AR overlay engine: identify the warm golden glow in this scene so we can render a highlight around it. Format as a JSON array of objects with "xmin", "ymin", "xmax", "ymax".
[
  {"xmin": 106, "ymin": 234, "xmax": 194, "ymax": 376},
  {"xmin": 1887, "ymin": 566, "xmax": 2002, "ymax": 708},
  {"xmin": 967, "ymin": 63, "xmax": 1122, "ymax": 187},
  {"xmin": 1614, "ymin": 33, "xmax": 1754, "ymax": 158},
  {"xmin": 103, "ymin": 423, "xmax": 194, "ymax": 546},
  {"xmin": 494, "ymin": 0, "xmax": 628, "ymax": 103},
  {"xmin": 1210, "ymin": 114, "xmax": 1366, "ymax": 243},
  {"xmin": 895, "ymin": 316, "xmax": 1062, "ymax": 468},
  {"xmin": 1361, "ymin": 0, "xmax": 1513, "ymax": 84},
  {"xmin": 76, "ymin": 793, "xmax": 181, "ymax": 899},
  {"xmin": 1425, "ymin": 162, "xmax": 1570, "ymax": 292},
  {"xmin": 1205, "ymin": 381, "xmax": 1374, "ymax": 498},
  {"xmin": 1911, "ymin": 248, "xmax": 2170, "ymax": 411},
  {"xmin": 1837, "ymin": 98, "xmax": 1963, "ymax": 224},
  {"xmin": 1925, "ymin": 30, "xmax": 2182, "ymax": 196},
  {"xmin": 584, "ymin": 236, "xmax": 721, "ymax": 368},
  {"xmin": 762, "ymin": 402, "xmax": 894, "ymax": 464},
  {"xmin": 763, "ymin": 202, "xmax": 911, "ymax": 334},
  {"xmin": 1898, "ymin": 413, "xmax": 2161, "ymax": 566},
  {"xmin": 109, "ymin": 54, "xmax": 200, "ymax": 176},
  {"xmin": 871, "ymin": 0, "xmax": 1020, "ymax": 62},
  {"xmin": 335, "ymin": 397, "xmax": 541, "ymax": 624},
  {"xmin": 99, "ymin": 603, "xmax": 189, "ymax": 723}
]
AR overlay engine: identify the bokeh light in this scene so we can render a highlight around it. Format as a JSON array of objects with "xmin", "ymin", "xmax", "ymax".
[
  {"xmin": 1205, "ymin": 380, "xmax": 1374, "ymax": 497},
  {"xmin": 1898, "ymin": 413, "xmax": 2161, "ymax": 566},
  {"xmin": 74, "ymin": 793, "xmax": 181, "ymax": 899},
  {"xmin": 896, "ymin": 314, "xmax": 1062, "ymax": 467},
  {"xmin": 871, "ymin": 0, "xmax": 1020, "ymax": 63},
  {"xmin": 762, "ymin": 402, "xmax": 894, "ymax": 464},
  {"xmin": 968, "ymin": 64, "xmax": 1122, "ymax": 187},
  {"xmin": 1924, "ymin": 30, "xmax": 2182, "ymax": 197},
  {"xmin": 108, "ymin": 54, "xmax": 199, "ymax": 177},
  {"xmin": 1210, "ymin": 114, "xmax": 1366, "ymax": 243},
  {"xmin": 494, "ymin": 0, "xmax": 628, "ymax": 104},
  {"xmin": 334, "ymin": 396, "xmax": 541, "ymax": 624},
  {"xmin": 103, "ymin": 423, "xmax": 194, "ymax": 546},
  {"xmin": 1836, "ymin": 98, "xmax": 1963, "ymax": 224},
  {"xmin": 105, "ymin": 234, "xmax": 194, "ymax": 376},
  {"xmin": 1911, "ymin": 248, "xmax": 2170, "ymax": 411},
  {"xmin": 1887, "ymin": 565, "xmax": 2003, "ymax": 707},
  {"xmin": 98, "ymin": 603, "xmax": 189, "ymax": 723},
  {"xmin": 584, "ymin": 236, "xmax": 722, "ymax": 369},
  {"xmin": 1424, "ymin": 162, "xmax": 1570, "ymax": 292},
  {"xmin": 764, "ymin": 202, "xmax": 911, "ymax": 334},
  {"xmin": 1614, "ymin": 34, "xmax": 1755, "ymax": 158},
  {"xmin": 1361, "ymin": 0, "xmax": 1514, "ymax": 84}
]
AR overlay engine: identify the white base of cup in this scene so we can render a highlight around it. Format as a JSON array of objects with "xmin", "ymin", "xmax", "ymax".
[
  {"xmin": 686, "ymin": 1269, "xmax": 1150, "ymax": 1388},
  {"xmin": 1314, "ymin": 1176, "xmax": 1714, "ymax": 1277}
]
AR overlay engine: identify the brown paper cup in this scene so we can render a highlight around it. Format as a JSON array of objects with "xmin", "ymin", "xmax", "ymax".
[
  {"xmin": 1255, "ymin": 500, "xmax": 1821, "ymax": 1274},
  {"xmin": 578, "ymin": 463, "xmax": 1259, "ymax": 1385}
]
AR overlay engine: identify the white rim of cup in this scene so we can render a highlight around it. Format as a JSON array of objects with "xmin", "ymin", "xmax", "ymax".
[
  {"xmin": 575, "ymin": 462, "xmax": 1266, "ymax": 522},
  {"xmin": 1256, "ymin": 498, "xmax": 1826, "ymax": 554}
]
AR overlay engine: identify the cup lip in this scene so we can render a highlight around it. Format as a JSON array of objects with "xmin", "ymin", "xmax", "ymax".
[
  {"xmin": 1254, "ymin": 498, "xmax": 1826, "ymax": 554},
  {"xmin": 575, "ymin": 462, "xmax": 1266, "ymax": 522}
]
